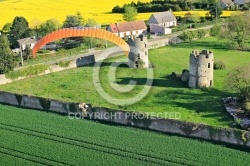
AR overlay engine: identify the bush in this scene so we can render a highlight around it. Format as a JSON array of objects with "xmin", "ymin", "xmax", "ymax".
[
  {"xmin": 6, "ymin": 64, "xmax": 49, "ymax": 80},
  {"xmin": 214, "ymin": 61, "xmax": 226, "ymax": 70},
  {"xmin": 242, "ymin": 5, "xmax": 249, "ymax": 11},
  {"xmin": 57, "ymin": 61, "xmax": 71, "ymax": 68},
  {"xmin": 197, "ymin": 29, "xmax": 206, "ymax": 38},
  {"xmin": 210, "ymin": 25, "xmax": 221, "ymax": 36},
  {"xmin": 200, "ymin": 17, "xmax": 206, "ymax": 22},
  {"xmin": 243, "ymin": 101, "xmax": 250, "ymax": 114}
]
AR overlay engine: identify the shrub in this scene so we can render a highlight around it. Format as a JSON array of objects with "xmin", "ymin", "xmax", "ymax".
[
  {"xmin": 197, "ymin": 29, "xmax": 206, "ymax": 38},
  {"xmin": 243, "ymin": 101, "xmax": 250, "ymax": 114},
  {"xmin": 242, "ymin": 5, "xmax": 249, "ymax": 11},
  {"xmin": 191, "ymin": 30, "xmax": 198, "ymax": 38},
  {"xmin": 6, "ymin": 64, "xmax": 49, "ymax": 80},
  {"xmin": 214, "ymin": 61, "xmax": 226, "ymax": 70},
  {"xmin": 57, "ymin": 61, "xmax": 71, "ymax": 68},
  {"xmin": 210, "ymin": 25, "xmax": 221, "ymax": 36},
  {"xmin": 200, "ymin": 17, "xmax": 206, "ymax": 22}
]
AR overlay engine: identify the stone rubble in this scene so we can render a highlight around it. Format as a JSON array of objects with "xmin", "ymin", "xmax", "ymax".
[{"xmin": 222, "ymin": 97, "xmax": 250, "ymax": 131}]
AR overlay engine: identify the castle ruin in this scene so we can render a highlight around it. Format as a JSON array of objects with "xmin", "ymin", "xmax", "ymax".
[
  {"xmin": 127, "ymin": 35, "xmax": 149, "ymax": 68},
  {"xmin": 189, "ymin": 50, "xmax": 214, "ymax": 88}
]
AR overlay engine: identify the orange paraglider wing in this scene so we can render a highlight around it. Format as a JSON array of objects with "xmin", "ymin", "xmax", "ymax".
[{"xmin": 32, "ymin": 28, "xmax": 129, "ymax": 57}]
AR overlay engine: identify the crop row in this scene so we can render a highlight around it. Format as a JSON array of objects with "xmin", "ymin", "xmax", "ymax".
[
  {"xmin": 0, "ymin": 123, "xmax": 187, "ymax": 166},
  {"xmin": 0, "ymin": 105, "xmax": 250, "ymax": 165}
]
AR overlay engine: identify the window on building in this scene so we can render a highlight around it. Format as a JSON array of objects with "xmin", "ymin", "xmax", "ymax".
[{"xmin": 208, "ymin": 63, "xmax": 211, "ymax": 68}]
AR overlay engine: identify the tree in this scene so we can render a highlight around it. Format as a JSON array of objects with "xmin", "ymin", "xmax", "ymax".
[
  {"xmin": 221, "ymin": 13, "xmax": 250, "ymax": 49},
  {"xmin": 2, "ymin": 23, "xmax": 12, "ymax": 33},
  {"xmin": 179, "ymin": 31, "xmax": 194, "ymax": 43},
  {"xmin": 181, "ymin": 0, "xmax": 191, "ymax": 11},
  {"xmin": 209, "ymin": 4, "xmax": 222, "ymax": 20},
  {"xmin": 9, "ymin": 16, "xmax": 29, "ymax": 48},
  {"xmin": 190, "ymin": 13, "xmax": 201, "ymax": 23},
  {"xmin": 225, "ymin": 64, "xmax": 250, "ymax": 103},
  {"xmin": 173, "ymin": 4, "xmax": 182, "ymax": 11},
  {"xmin": 39, "ymin": 18, "xmax": 61, "ymax": 36},
  {"xmin": 0, "ymin": 35, "xmax": 15, "ymax": 74},
  {"xmin": 63, "ymin": 12, "xmax": 84, "ymax": 28},
  {"xmin": 23, "ymin": 45, "xmax": 32, "ymax": 60},
  {"xmin": 85, "ymin": 18, "xmax": 97, "ymax": 27},
  {"xmin": 76, "ymin": 11, "xmax": 85, "ymax": 26},
  {"xmin": 10, "ymin": 16, "xmax": 29, "ymax": 39},
  {"xmin": 123, "ymin": 6, "xmax": 138, "ymax": 21},
  {"xmin": 84, "ymin": 19, "xmax": 99, "ymax": 48},
  {"xmin": 30, "ymin": 18, "xmax": 41, "ymax": 37}
]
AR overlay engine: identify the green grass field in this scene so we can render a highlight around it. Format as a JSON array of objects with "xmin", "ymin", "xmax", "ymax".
[
  {"xmin": 0, "ymin": 104, "xmax": 250, "ymax": 165},
  {"xmin": 1, "ymin": 37, "xmax": 250, "ymax": 127}
]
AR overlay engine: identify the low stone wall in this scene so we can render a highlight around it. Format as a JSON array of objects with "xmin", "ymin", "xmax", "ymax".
[
  {"xmin": 0, "ymin": 54, "xmax": 98, "ymax": 85},
  {"xmin": 0, "ymin": 91, "xmax": 80, "ymax": 114},
  {"xmin": 0, "ymin": 91, "xmax": 249, "ymax": 148}
]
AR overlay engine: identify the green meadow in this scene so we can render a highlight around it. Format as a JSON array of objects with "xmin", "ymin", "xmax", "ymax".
[{"xmin": 1, "ymin": 37, "xmax": 250, "ymax": 127}]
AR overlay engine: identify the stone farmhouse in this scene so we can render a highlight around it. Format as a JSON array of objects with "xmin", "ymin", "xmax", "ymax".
[
  {"xmin": 148, "ymin": 11, "xmax": 177, "ymax": 35},
  {"xmin": 107, "ymin": 20, "xmax": 147, "ymax": 38}
]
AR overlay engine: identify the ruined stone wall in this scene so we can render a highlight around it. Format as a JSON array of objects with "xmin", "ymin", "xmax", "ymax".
[
  {"xmin": 189, "ymin": 51, "xmax": 199, "ymax": 88},
  {"xmin": 128, "ymin": 36, "xmax": 149, "ymax": 68},
  {"xmin": 197, "ymin": 50, "xmax": 214, "ymax": 87},
  {"xmin": 0, "ymin": 91, "xmax": 249, "ymax": 148},
  {"xmin": 189, "ymin": 50, "xmax": 214, "ymax": 88}
]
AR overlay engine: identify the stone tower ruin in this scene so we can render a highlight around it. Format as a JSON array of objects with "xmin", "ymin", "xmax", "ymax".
[
  {"xmin": 189, "ymin": 50, "xmax": 214, "ymax": 88},
  {"xmin": 127, "ymin": 35, "xmax": 149, "ymax": 68}
]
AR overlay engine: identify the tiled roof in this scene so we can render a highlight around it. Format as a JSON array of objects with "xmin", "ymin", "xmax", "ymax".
[
  {"xmin": 109, "ymin": 20, "xmax": 147, "ymax": 33},
  {"xmin": 149, "ymin": 11, "xmax": 177, "ymax": 24}
]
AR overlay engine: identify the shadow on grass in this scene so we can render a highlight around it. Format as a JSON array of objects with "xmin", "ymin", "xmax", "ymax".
[
  {"xmin": 155, "ymin": 87, "xmax": 234, "ymax": 123},
  {"xmin": 116, "ymin": 77, "xmax": 188, "ymax": 88},
  {"xmin": 82, "ymin": 62, "xmax": 130, "ymax": 68}
]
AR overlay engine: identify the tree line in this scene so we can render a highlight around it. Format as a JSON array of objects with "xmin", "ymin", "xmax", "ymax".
[
  {"xmin": 112, "ymin": 0, "xmax": 250, "ymax": 13},
  {"xmin": 112, "ymin": 0, "xmax": 217, "ymax": 13}
]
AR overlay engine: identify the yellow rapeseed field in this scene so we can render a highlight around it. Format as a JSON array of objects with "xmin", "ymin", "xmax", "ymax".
[
  {"xmin": 0, "ymin": 0, "xmax": 149, "ymax": 29},
  {"xmin": 0, "ymin": 0, "xmax": 240, "ymax": 29}
]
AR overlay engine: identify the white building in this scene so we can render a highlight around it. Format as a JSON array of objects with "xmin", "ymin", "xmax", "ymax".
[
  {"xmin": 218, "ymin": 0, "xmax": 234, "ymax": 9},
  {"xmin": 148, "ymin": 11, "xmax": 177, "ymax": 35},
  {"xmin": 107, "ymin": 20, "xmax": 147, "ymax": 38},
  {"xmin": 17, "ymin": 37, "xmax": 39, "ymax": 51}
]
